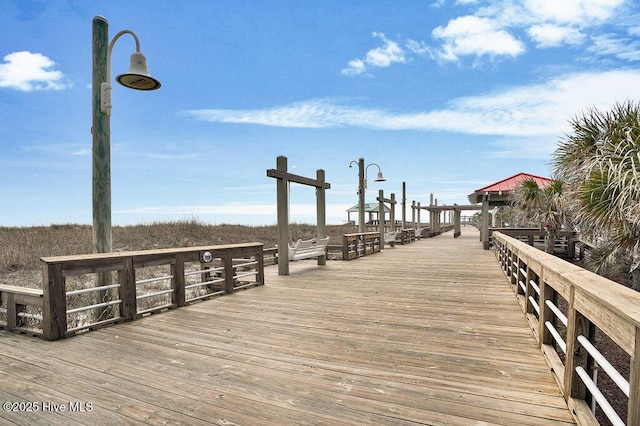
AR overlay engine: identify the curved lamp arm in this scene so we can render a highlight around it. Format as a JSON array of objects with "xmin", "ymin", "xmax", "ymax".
[
  {"xmin": 101, "ymin": 29, "xmax": 160, "ymax": 116},
  {"xmin": 364, "ymin": 162, "xmax": 385, "ymax": 189},
  {"xmin": 107, "ymin": 30, "xmax": 141, "ymax": 90}
]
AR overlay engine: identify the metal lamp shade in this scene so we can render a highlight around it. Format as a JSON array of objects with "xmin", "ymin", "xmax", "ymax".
[{"xmin": 116, "ymin": 52, "xmax": 161, "ymax": 90}]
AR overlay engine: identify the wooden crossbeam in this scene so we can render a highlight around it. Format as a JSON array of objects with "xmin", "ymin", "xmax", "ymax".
[{"xmin": 266, "ymin": 169, "xmax": 331, "ymax": 189}]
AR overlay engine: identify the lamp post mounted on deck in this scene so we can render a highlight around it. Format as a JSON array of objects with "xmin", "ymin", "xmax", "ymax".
[
  {"xmin": 349, "ymin": 157, "xmax": 386, "ymax": 233},
  {"xmin": 91, "ymin": 16, "xmax": 161, "ymax": 254}
]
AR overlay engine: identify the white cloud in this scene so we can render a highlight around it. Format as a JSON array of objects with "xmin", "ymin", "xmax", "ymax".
[
  {"xmin": 468, "ymin": 0, "xmax": 626, "ymax": 51},
  {"xmin": 432, "ymin": 16, "xmax": 525, "ymax": 61},
  {"xmin": 342, "ymin": 59, "xmax": 366, "ymax": 76},
  {"xmin": 342, "ymin": 32, "xmax": 407, "ymax": 76},
  {"xmin": 345, "ymin": 0, "xmax": 628, "ymax": 71},
  {"xmin": 405, "ymin": 39, "xmax": 433, "ymax": 57},
  {"xmin": 588, "ymin": 34, "xmax": 640, "ymax": 61},
  {"xmin": 22, "ymin": 143, "xmax": 88, "ymax": 156},
  {"xmin": 527, "ymin": 24, "xmax": 585, "ymax": 47},
  {"xmin": 489, "ymin": 136, "xmax": 560, "ymax": 159},
  {"xmin": 183, "ymin": 70, "xmax": 640, "ymax": 140},
  {"xmin": 522, "ymin": 0, "xmax": 624, "ymax": 25},
  {"xmin": 0, "ymin": 51, "xmax": 71, "ymax": 91}
]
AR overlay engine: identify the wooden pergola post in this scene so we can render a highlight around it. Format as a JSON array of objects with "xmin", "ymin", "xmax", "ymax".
[
  {"xmin": 481, "ymin": 194, "xmax": 490, "ymax": 249},
  {"xmin": 316, "ymin": 169, "xmax": 327, "ymax": 266},
  {"xmin": 401, "ymin": 182, "xmax": 407, "ymax": 229},
  {"xmin": 454, "ymin": 205, "xmax": 461, "ymax": 238},
  {"xmin": 411, "ymin": 201, "xmax": 416, "ymax": 228},
  {"xmin": 390, "ymin": 193, "xmax": 396, "ymax": 231},
  {"xmin": 267, "ymin": 155, "xmax": 331, "ymax": 275},
  {"xmin": 377, "ymin": 190, "xmax": 396, "ymax": 249}
]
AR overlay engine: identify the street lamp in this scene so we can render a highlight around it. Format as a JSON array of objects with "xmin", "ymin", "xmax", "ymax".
[
  {"xmin": 91, "ymin": 16, "xmax": 161, "ymax": 254},
  {"xmin": 349, "ymin": 157, "xmax": 386, "ymax": 232}
]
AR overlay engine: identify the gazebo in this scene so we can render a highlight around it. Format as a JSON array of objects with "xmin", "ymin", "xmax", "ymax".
[
  {"xmin": 467, "ymin": 172, "xmax": 553, "ymax": 249},
  {"xmin": 346, "ymin": 203, "xmax": 390, "ymax": 226}
]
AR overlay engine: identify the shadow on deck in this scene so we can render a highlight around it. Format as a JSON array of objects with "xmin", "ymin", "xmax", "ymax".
[{"xmin": 0, "ymin": 227, "xmax": 574, "ymax": 425}]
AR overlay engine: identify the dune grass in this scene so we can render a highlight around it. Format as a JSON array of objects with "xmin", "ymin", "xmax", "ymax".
[{"xmin": 0, "ymin": 219, "xmax": 357, "ymax": 273}]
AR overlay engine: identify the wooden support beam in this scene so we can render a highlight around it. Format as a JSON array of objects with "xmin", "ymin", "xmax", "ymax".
[
  {"xmin": 274, "ymin": 156, "xmax": 289, "ymax": 275},
  {"xmin": 266, "ymin": 169, "xmax": 331, "ymax": 189},
  {"xmin": 316, "ymin": 169, "xmax": 327, "ymax": 266},
  {"xmin": 401, "ymin": 182, "xmax": 406, "ymax": 229}
]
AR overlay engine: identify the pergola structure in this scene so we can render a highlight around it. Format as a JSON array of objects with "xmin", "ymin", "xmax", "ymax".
[
  {"xmin": 467, "ymin": 172, "xmax": 553, "ymax": 249},
  {"xmin": 346, "ymin": 203, "xmax": 390, "ymax": 226},
  {"xmin": 267, "ymin": 156, "xmax": 330, "ymax": 275}
]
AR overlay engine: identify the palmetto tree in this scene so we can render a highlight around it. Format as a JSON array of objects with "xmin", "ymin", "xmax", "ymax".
[
  {"xmin": 553, "ymin": 101, "xmax": 640, "ymax": 291},
  {"xmin": 510, "ymin": 178, "xmax": 567, "ymax": 254}
]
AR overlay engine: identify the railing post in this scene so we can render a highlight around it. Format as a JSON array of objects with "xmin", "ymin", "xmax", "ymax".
[
  {"xmin": 539, "ymin": 274, "xmax": 554, "ymax": 347},
  {"xmin": 223, "ymin": 255, "xmax": 235, "ymax": 294},
  {"xmin": 119, "ymin": 257, "xmax": 136, "ymax": 320},
  {"xmin": 255, "ymin": 246, "xmax": 265, "ymax": 286},
  {"xmin": 172, "ymin": 254, "xmax": 186, "ymax": 307},
  {"xmin": 517, "ymin": 257, "xmax": 526, "ymax": 298},
  {"xmin": 5, "ymin": 293, "xmax": 18, "ymax": 331},
  {"xmin": 509, "ymin": 250, "xmax": 518, "ymax": 287},
  {"xmin": 629, "ymin": 326, "xmax": 640, "ymax": 425},
  {"xmin": 342, "ymin": 235, "xmax": 349, "ymax": 261},
  {"xmin": 42, "ymin": 263, "xmax": 66, "ymax": 341}
]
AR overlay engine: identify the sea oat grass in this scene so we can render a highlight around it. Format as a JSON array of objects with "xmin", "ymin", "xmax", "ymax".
[{"xmin": 0, "ymin": 219, "xmax": 357, "ymax": 285}]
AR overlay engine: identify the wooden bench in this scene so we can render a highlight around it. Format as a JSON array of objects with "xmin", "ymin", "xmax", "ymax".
[
  {"xmin": 288, "ymin": 237, "xmax": 330, "ymax": 261},
  {"xmin": 384, "ymin": 231, "xmax": 399, "ymax": 247}
]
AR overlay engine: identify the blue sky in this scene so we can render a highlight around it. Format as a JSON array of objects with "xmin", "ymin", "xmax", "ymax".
[{"xmin": 1, "ymin": 0, "xmax": 640, "ymax": 226}]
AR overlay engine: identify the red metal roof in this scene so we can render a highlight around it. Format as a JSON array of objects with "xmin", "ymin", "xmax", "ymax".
[{"xmin": 474, "ymin": 173, "xmax": 552, "ymax": 193}]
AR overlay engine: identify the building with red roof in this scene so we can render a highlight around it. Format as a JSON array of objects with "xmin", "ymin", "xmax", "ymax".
[
  {"xmin": 468, "ymin": 172, "xmax": 553, "ymax": 205},
  {"xmin": 467, "ymin": 172, "xmax": 553, "ymax": 249}
]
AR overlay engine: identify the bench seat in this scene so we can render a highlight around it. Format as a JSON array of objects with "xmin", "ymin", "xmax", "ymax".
[{"xmin": 289, "ymin": 237, "xmax": 330, "ymax": 261}]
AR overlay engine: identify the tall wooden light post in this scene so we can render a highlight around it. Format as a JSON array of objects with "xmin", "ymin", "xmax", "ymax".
[
  {"xmin": 91, "ymin": 16, "xmax": 161, "ymax": 254},
  {"xmin": 349, "ymin": 157, "xmax": 386, "ymax": 233}
]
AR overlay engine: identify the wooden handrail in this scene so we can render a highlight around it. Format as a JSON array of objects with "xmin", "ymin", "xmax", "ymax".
[
  {"xmin": 33, "ymin": 243, "xmax": 265, "ymax": 341},
  {"xmin": 489, "ymin": 228, "xmax": 578, "ymax": 258},
  {"xmin": 493, "ymin": 231, "xmax": 640, "ymax": 425},
  {"xmin": 0, "ymin": 284, "xmax": 44, "ymax": 336}
]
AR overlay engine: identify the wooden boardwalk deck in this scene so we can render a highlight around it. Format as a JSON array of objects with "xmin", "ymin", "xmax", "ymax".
[{"xmin": 0, "ymin": 227, "xmax": 575, "ymax": 425}]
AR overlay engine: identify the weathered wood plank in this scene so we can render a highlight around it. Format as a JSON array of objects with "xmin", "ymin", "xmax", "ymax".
[{"xmin": 1, "ymin": 227, "xmax": 574, "ymax": 425}]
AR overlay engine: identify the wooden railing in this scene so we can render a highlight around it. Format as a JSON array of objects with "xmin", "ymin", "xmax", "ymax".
[
  {"xmin": 342, "ymin": 232, "xmax": 381, "ymax": 261},
  {"xmin": 0, "ymin": 243, "xmax": 264, "ymax": 341},
  {"xmin": 425, "ymin": 224, "xmax": 454, "ymax": 237},
  {"xmin": 0, "ymin": 284, "xmax": 43, "ymax": 337},
  {"xmin": 490, "ymin": 228, "xmax": 577, "ymax": 258},
  {"xmin": 396, "ymin": 228, "xmax": 416, "ymax": 245},
  {"xmin": 493, "ymin": 232, "xmax": 639, "ymax": 425}
]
